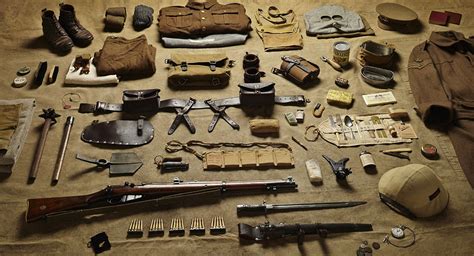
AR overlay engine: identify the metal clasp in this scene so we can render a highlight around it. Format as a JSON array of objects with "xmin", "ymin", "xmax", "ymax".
[
  {"xmin": 180, "ymin": 62, "xmax": 188, "ymax": 71},
  {"xmin": 209, "ymin": 61, "xmax": 216, "ymax": 71}
]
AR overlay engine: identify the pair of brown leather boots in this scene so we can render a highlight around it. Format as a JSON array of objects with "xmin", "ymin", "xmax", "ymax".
[{"xmin": 42, "ymin": 3, "xmax": 93, "ymax": 52}]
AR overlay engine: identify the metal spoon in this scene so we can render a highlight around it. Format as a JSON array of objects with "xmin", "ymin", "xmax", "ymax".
[{"xmin": 344, "ymin": 116, "xmax": 356, "ymax": 139}]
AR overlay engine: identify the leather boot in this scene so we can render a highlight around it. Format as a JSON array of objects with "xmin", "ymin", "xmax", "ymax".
[
  {"xmin": 42, "ymin": 9, "xmax": 74, "ymax": 52},
  {"xmin": 59, "ymin": 3, "xmax": 93, "ymax": 46}
]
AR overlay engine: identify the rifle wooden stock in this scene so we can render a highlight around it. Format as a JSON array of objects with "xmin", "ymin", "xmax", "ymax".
[
  {"xmin": 26, "ymin": 178, "xmax": 297, "ymax": 223},
  {"xmin": 26, "ymin": 189, "xmax": 109, "ymax": 223}
]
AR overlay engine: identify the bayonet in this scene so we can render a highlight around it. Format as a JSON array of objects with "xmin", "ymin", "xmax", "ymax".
[{"xmin": 237, "ymin": 201, "xmax": 367, "ymax": 216}]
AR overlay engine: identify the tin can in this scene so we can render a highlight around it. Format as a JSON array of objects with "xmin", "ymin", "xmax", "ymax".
[{"xmin": 333, "ymin": 41, "xmax": 351, "ymax": 67}]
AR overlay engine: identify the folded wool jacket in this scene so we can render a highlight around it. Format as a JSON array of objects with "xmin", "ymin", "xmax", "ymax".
[{"xmin": 93, "ymin": 35, "xmax": 156, "ymax": 77}]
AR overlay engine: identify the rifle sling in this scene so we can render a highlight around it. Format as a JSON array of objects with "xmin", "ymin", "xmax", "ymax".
[{"xmin": 155, "ymin": 187, "xmax": 222, "ymax": 206}]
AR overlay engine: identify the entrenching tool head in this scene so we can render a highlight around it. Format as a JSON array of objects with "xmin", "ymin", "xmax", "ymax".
[{"xmin": 109, "ymin": 152, "xmax": 143, "ymax": 175}]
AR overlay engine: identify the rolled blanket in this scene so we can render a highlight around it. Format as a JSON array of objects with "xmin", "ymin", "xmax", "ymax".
[
  {"xmin": 105, "ymin": 7, "xmax": 127, "ymax": 32},
  {"xmin": 106, "ymin": 7, "xmax": 126, "ymax": 17}
]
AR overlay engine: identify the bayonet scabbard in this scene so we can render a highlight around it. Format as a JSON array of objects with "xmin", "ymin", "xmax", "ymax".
[{"xmin": 237, "ymin": 201, "xmax": 367, "ymax": 216}]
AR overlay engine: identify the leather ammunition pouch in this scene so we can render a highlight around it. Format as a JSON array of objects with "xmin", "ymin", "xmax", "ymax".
[
  {"xmin": 357, "ymin": 40, "xmax": 395, "ymax": 68},
  {"xmin": 122, "ymin": 89, "xmax": 160, "ymax": 113},
  {"xmin": 165, "ymin": 53, "xmax": 232, "ymax": 88},
  {"xmin": 81, "ymin": 119, "xmax": 154, "ymax": 146},
  {"xmin": 239, "ymin": 82, "xmax": 275, "ymax": 106},
  {"xmin": 272, "ymin": 55, "xmax": 320, "ymax": 85},
  {"xmin": 244, "ymin": 67, "xmax": 265, "ymax": 83}
]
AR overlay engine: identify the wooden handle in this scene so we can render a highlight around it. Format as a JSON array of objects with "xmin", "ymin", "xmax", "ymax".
[
  {"xmin": 29, "ymin": 120, "xmax": 53, "ymax": 180},
  {"xmin": 327, "ymin": 58, "xmax": 343, "ymax": 72},
  {"xmin": 381, "ymin": 148, "xmax": 412, "ymax": 153}
]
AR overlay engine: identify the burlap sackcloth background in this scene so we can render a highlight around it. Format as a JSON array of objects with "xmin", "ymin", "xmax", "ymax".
[{"xmin": 0, "ymin": 0, "xmax": 473, "ymax": 255}]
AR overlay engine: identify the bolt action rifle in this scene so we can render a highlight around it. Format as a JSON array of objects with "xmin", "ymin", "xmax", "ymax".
[{"xmin": 26, "ymin": 177, "xmax": 297, "ymax": 223}]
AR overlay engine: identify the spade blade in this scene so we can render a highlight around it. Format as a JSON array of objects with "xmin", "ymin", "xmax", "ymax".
[{"xmin": 109, "ymin": 152, "xmax": 143, "ymax": 176}]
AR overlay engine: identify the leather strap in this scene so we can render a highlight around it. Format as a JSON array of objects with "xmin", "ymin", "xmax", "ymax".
[
  {"xmin": 379, "ymin": 193, "xmax": 416, "ymax": 219},
  {"xmin": 281, "ymin": 56, "xmax": 312, "ymax": 74},
  {"xmin": 168, "ymin": 98, "xmax": 196, "ymax": 135},
  {"xmin": 205, "ymin": 99, "xmax": 240, "ymax": 132},
  {"xmin": 80, "ymin": 95, "xmax": 308, "ymax": 114},
  {"xmin": 79, "ymin": 101, "xmax": 123, "ymax": 113}
]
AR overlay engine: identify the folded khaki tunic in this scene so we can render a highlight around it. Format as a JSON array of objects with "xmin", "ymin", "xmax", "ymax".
[
  {"xmin": 158, "ymin": 0, "xmax": 252, "ymax": 38},
  {"xmin": 93, "ymin": 35, "xmax": 156, "ymax": 77},
  {"xmin": 408, "ymin": 31, "xmax": 474, "ymax": 188}
]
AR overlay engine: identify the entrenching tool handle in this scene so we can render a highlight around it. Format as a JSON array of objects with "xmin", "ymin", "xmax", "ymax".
[{"xmin": 29, "ymin": 119, "xmax": 53, "ymax": 180}]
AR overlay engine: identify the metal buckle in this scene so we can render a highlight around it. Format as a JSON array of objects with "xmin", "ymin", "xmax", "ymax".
[
  {"xmin": 209, "ymin": 61, "xmax": 216, "ymax": 71},
  {"xmin": 180, "ymin": 62, "xmax": 188, "ymax": 71}
]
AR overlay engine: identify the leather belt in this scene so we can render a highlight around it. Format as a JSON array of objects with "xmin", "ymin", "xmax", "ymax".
[
  {"xmin": 79, "ymin": 101, "xmax": 123, "ymax": 113},
  {"xmin": 80, "ymin": 95, "xmax": 307, "ymax": 113},
  {"xmin": 79, "ymin": 95, "xmax": 308, "ymax": 134}
]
